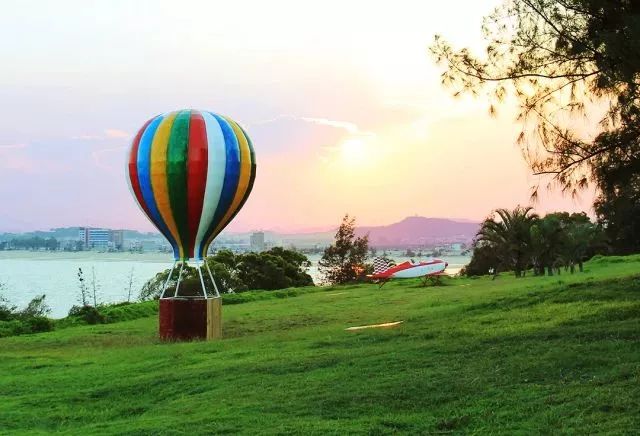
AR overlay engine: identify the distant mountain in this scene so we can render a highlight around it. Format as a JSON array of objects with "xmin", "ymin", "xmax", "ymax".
[
  {"xmin": 1, "ymin": 218, "xmax": 480, "ymax": 248},
  {"xmin": 356, "ymin": 216, "xmax": 479, "ymax": 246}
]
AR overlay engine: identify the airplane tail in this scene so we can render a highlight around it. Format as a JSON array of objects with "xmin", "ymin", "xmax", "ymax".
[{"xmin": 373, "ymin": 257, "xmax": 394, "ymax": 274}]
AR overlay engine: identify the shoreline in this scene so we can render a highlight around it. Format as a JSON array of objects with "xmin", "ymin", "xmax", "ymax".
[{"xmin": 0, "ymin": 250, "xmax": 173, "ymax": 263}]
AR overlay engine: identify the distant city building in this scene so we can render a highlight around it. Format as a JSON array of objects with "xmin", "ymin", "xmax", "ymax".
[
  {"xmin": 79, "ymin": 228, "xmax": 125, "ymax": 250},
  {"xmin": 250, "ymin": 231, "xmax": 265, "ymax": 251},
  {"xmin": 110, "ymin": 230, "xmax": 124, "ymax": 250}
]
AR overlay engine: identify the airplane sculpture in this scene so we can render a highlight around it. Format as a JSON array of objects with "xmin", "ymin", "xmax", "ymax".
[{"xmin": 368, "ymin": 257, "xmax": 448, "ymax": 287}]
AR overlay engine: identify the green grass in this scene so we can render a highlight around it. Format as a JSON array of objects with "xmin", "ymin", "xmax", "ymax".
[{"xmin": 1, "ymin": 256, "xmax": 639, "ymax": 434}]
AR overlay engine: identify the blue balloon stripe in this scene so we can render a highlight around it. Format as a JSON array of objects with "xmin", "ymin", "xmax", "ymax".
[
  {"xmin": 137, "ymin": 114, "xmax": 180, "ymax": 259},
  {"xmin": 210, "ymin": 123, "xmax": 257, "ymax": 241},
  {"xmin": 198, "ymin": 113, "xmax": 241, "ymax": 258}
]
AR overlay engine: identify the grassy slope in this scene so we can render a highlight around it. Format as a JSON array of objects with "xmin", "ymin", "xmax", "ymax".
[{"xmin": 1, "ymin": 256, "xmax": 639, "ymax": 435}]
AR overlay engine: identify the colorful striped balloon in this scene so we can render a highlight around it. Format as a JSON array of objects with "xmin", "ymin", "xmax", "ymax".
[{"xmin": 126, "ymin": 110, "xmax": 256, "ymax": 260}]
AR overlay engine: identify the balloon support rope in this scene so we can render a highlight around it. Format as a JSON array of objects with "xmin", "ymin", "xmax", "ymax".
[
  {"xmin": 160, "ymin": 261, "xmax": 177, "ymax": 299},
  {"xmin": 196, "ymin": 260, "xmax": 208, "ymax": 299},
  {"xmin": 173, "ymin": 261, "xmax": 185, "ymax": 298},
  {"xmin": 205, "ymin": 260, "xmax": 221, "ymax": 298}
]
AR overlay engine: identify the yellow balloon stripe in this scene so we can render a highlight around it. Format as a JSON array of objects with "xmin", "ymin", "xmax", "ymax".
[
  {"xmin": 207, "ymin": 117, "xmax": 252, "ymax": 245},
  {"xmin": 150, "ymin": 112, "xmax": 184, "ymax": 259}
]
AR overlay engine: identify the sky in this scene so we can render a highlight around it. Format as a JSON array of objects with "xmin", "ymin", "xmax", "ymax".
[{"xmin": 0, "ymin": 0, "xmax": 595, "ymax": 233}]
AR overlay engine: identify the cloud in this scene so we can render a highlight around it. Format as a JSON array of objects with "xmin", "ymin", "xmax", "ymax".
[
  {"xmin": 72, "ymin": 134, "xmax": 104, "ymax": 140},
  {"xmin": 0, "ymin": 154, "xmax": 35, "ymax": 172},
  {"xmin": 249, "ymin": 114, "xmax": 377, "ymax": 160},
  {"xmin": 91, "ymin": 146, "xmax": 127, "ymax": 170},
  {"xmin": 0, "ymin": 144, "xmax": 32, "ymax": 171},
  {"xmin": 252, "ymin": 114, "xmax": 374, "ymax": 137},
  {"xmin": 105, "ymin": 129, "xmax": 130, "ymax": 139},
  {"xmin": 72, "ymin": 129, "xmax": 131, "ymax": 141},
  {"xmin": 299, "ymin": 117, "xmax": 360, "ymax": 134},
  {"xmin": 0, "ymin": 143, "xmax": 70, "ymax": 173}
]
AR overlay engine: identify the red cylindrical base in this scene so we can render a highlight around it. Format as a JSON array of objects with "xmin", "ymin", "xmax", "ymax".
[{"xmin": 159, "ymin": 298, "xmax": 208, "ymax": 341}]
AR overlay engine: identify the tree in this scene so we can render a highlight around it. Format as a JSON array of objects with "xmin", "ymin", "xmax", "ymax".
[
  {"xmin": 467, "ymin": 207, "xmax": 605, "ymax": 277},
  {"xmin": 319, "ymin": 214, "xmax": 369, "ymax": 285},
  {"xmin": 238, "ymin": 254, "xmax": 285, "ymax": 290},
  {"xmin": 559, "ymin": 212, "xmax": 605, "ymax": 271},
  {"xmin": 530, "ymin": 214, "xmax": 565, "ymax": 276},
  {"xmin": 138, "ymin": 248, "xmax": 314, "ymax": 300},
  {"xmin": 464, "ymin": 243, "xmax": 504, "ymax": 276},
  {"xmin": 125, "ymin": 267, "xmax": 135, "ymax": 302},
  {"xmin": 0, "ymin": 283, "xmax": 17, "ymax": 322},
  {"xmin": 0, "ymin": 292, "xmax": 55, "ymax": 337},
  {"xmin": 90, "ymin": 267, "xmax": 100, "ymax": 307},
  {"xmin": 476, "ymin": 206, "xmax": 539, "ymax": 277},
  {"xmin": 19, "ymin": 295, "xmax": 51, "ymax": 319},
  {"xmin": 77, "ymin": 268, "xmax": 89, "ymax": 307},
  {"xmin": 206, "ymin": 250, "xmax": 246, "ymax": 292},
  {"xmin": 432, "ymin": 1, "xmax": 640, "ymax": 196},
  {"xmin": 593, "ymin": 161, "xmax": 640, "ymax": 254}
]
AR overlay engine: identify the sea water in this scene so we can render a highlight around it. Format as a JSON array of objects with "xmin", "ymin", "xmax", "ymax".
[{"xmin": 0, "ymin": 251, "xmax": 469, "ymax": 318}]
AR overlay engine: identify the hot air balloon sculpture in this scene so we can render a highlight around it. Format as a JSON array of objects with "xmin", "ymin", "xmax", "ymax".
[{"xmin": 126, "ymin": 110, "xmax": 256, "ymax": 340}]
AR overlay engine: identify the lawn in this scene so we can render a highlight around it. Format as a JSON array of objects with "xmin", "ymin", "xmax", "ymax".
[{"xmin": 1, "ymin": 255, "xmax": 639, "ymax": 434}]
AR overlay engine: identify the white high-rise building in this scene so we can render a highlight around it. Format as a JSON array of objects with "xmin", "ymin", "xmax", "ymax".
[{"xmin": 250, "ymin": 232, "xmax": 265, "ymax": 252}]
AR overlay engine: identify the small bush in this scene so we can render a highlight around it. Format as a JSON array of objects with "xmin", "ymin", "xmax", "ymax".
[
  {"xmin": 24, "ymin": 316, "xmax": 54, "ymax": 333},
  {"xmin": 0, "ymin": 294, "xmax": 55, "ymax": 337},
  {"xmin": 0, "ymin": 320, "xmax": 24, "ymax": 337},
  {"xmin": 99, "ymin": 301, "xmax": 157, "ymax": 323},
  {"xmin": 64, "ymin": 301, "xmax": 158, "ymax": 326},
  {"xmin": 68, "ymin": 305, "xmax": 106, "ymax": 325},
  {"xmin": 0, "ymin": 317, "xmax": 54, "ymax": 337},
  {"xmin": 0, "ymin": 303, "xmax": 16, "ymax": 322},
  {"xmin": 19, "ymin": 294, "xmax": 51, "ymax": 319}
]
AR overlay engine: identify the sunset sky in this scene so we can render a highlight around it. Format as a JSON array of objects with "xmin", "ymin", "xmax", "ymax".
[{"xmin": 0, "ymin": 0, "xmax": 595, "ymax": 233}]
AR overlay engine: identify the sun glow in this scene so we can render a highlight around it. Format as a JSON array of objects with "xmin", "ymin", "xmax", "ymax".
[{"xmin": 340, "ymin": 138, "xmax": 367, "ymax": 165}]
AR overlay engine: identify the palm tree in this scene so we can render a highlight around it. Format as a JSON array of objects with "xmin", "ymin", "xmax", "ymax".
[
  {"xmin": 530, "ymin": 215, "xmax": 565, "ymax": 276},
  {"xmin": 477, "ymin": 206, "xmax": 539, "ymax": 277}
]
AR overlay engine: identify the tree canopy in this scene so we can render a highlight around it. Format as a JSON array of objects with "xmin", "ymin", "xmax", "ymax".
[
  {"xmin": 431, "ymin": 0, "xmax": 640, "ymax": 197},
  {"xmin": 476, "ymin": 206, "xmax": 539, "ymax": 277},
  {"xmin": 319, "ymin": 215, "xmax": 369, "ymax": 285},
  {"xmin": 139, "ymin": 248, "xmax": 314, "ymax": 300},
  {"xmin": 467, "ymin": 206, "xmax": 604, "ymax": 277}
]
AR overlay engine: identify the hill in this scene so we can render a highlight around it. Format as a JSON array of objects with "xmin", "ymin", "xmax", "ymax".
[
  {"xmin": 357, "ymin": 216, "xmax": 480, "ymax": 246},
  {"xmin": 217, "ymin": 216, "xmax": 480, "ymax": 248},
  {"xmin": 1, "ymin": 255, "xmax": 639, "ymax": 434}
]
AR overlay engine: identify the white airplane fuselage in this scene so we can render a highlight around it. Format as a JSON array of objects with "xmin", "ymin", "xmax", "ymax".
[{"xmin": 390, "ymin": 261, "xmax": 447, "ymax": 278}]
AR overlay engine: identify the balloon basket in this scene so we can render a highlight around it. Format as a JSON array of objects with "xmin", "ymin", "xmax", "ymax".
[{"xmin": 159, "ymin": 297, "xmax": 222, "ymax": 341}]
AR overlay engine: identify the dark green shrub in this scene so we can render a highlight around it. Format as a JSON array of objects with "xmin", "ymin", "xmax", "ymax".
[
  {"xmin": 24, "ymin": 316, "xmax": 54, "ymax": 333},
  {"xmin": 19, "ymin": 294, "xmax": 51, "ymax": 319},
  {"xmin": 98, "ymin": 301, "xmax": 157, "ymax": 323},
  {"xmin": 139, "ymin": 248, "xmax": 315, "ymax": 300},
  {"xmin": 0, "ymin": 320, "xmax": 25, "ymax": 337},
  {"xmin": 0, "ymin": 317, "xmax": 54, "ymax": 337},
  {"xmin": 0, "ymin": 297, "xmax": 16, "ymax": 322},
  {"xmin": 68, "ymin": 305, "xmax": 105, "ymax": 325}
]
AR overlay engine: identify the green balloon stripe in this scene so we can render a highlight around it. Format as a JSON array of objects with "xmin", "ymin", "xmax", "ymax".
[{"xmin": 167, "ymin": 110, "xmax": 191, "ymax": 255}]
